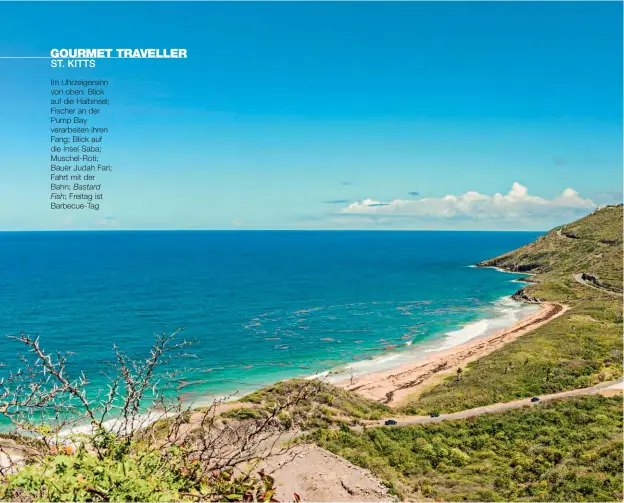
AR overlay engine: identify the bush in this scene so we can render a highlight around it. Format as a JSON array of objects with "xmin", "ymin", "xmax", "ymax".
[
  {"xmin": 0, "ymin": 440, "xmax": 278, "ymax": 502},
  {"xmin": 313, "ymin": 396, "xmax": 623, "ymax": 502},
  {"xmin": 221, "ymin": 407, "xmax": 263, "ymax": 420}
]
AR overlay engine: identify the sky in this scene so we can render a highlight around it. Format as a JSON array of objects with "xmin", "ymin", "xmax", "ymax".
[{"xmin": 0, "ymin": 1, "xmax": 622, "ymax": 231}]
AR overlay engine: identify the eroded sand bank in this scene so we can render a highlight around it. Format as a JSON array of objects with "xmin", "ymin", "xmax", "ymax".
[{"xmin": 339, "ymin": 302, "xmax": 567, "ymax": 405}]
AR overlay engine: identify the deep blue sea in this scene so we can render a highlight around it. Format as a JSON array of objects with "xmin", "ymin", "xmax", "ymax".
[{"xmin": 0, "ymin": 231, "xmax": 540, "ymax": 408}]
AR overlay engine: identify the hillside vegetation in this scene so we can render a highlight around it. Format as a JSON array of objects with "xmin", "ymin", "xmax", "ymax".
[
  {"xmin": 308, "ymin": 207, "xmax": 623, "ymax": 501},
  {"xmin": 402, "ymin": 205, "xmax": 623, "ymax": 414},
  {"xmin": 239, "ymin": 379, "xmax": 389, "ymax": 428},
  {"xmin": 314, "ymin": 395, "xmax": 622, "ymax": 501},
  {"xmin": 479, "ymin": 204, "xmax": 622, "ymax": 295}
]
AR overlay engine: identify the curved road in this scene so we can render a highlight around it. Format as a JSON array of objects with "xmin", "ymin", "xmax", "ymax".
[
  {"xmin": 355, "ymin": 270, "xmax": 623, "ymax": 430},
  {"xmin": 573, "ymin": 273, "xmax": 622, "ymax": 297},
  {"xmin": 347, "ymin": 268, "xmax": 624, "ymax": 432},
  {"xmin": 359, "ymin": 378, "xmax": 623, "ymax": 429}
]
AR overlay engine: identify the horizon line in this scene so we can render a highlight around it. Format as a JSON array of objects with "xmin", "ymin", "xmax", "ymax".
[{"xmin": 0, "ymin": 228, "xmax": 548, "ymax": 233}]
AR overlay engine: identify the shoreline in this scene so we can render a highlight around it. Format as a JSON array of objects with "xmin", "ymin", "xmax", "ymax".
[
  {"xmin": 12, "ymin": 296, "xmax": 542, "ymax": 438},
  {"xmin": 36, "ymin": 298, "xmax": 564, "ymax": 440},
  {"xmin": 26, "ymin": 269, "xmax": 552, "ymax": 437},
  {"xmin": 338, "ymin": 301, "xmax": 566, "ymax": 405},
  {"xmin": 317, "ymin": 295, "xmax": 538, "ymax": 385}
]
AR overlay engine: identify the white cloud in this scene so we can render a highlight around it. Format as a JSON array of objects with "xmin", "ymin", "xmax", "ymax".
[{"xmin": 339, "ymin": 182, "xmax": 596, "ymax": 229}]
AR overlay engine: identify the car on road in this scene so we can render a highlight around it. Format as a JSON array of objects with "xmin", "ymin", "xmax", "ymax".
[
  {"xmin": 531, "ymin": 397, "xmax": 540, "ymax": 402},
  {"xmin": 430, "ymin": 412, "xmax": 440, "ymax": 418},
  {"xmin": 384, "ymin": 419, "xmax": 397, "ymax": 426}
]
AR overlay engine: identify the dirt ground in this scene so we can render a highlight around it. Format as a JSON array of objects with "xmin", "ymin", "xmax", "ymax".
[{"xmin": 257, "ymin": 443, "xmax": 395, "ymax": 502}]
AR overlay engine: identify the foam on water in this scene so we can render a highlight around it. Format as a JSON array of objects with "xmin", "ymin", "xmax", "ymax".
[
  {"xmin": 325, "ymin": 295, "xmax": 538, "ymax": 383},
  {"xmin": 429, "ymin": 296, "xmax": 537, "ymax": 351},
  {"xmin": 62, "ymin": 294, "xmax": 538, "ymax": 435},
  {"xmin": 58, "ymin": 410, "xmax": 174, "ymax": 438}
]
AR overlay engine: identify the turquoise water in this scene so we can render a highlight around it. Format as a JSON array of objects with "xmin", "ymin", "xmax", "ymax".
[{"xmin": 0, "ymin": 231, "xmax": 539, "ymax": 407}]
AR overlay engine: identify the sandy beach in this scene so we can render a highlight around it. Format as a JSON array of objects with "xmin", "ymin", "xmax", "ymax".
[{"xmin": 339, "ymin": 301, "xmax": 567, "ymax": 405}]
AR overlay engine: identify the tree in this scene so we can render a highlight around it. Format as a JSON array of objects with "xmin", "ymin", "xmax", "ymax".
[{"xmin": 455, "ymin": 367, "xmax": 463, "ymax": 382}]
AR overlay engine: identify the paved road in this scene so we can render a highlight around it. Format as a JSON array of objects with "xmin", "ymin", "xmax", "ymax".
[
  {"xmin": 358, "ymin": 378, "xmax": 623, "ymax": 429},
  {"xmin": 573, "ymin": 273, "xmax": 622, "ymax": 297}
]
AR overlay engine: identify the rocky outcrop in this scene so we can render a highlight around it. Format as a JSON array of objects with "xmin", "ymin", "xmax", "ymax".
[
  {"xmin": 581, "ymin": 272, "xmax": 600, "ymax": 285},
  {"xmin": 580, "ymin": 273, "xmax": 623, "ymax": 294},
  {"xmin": 559, "ymin": 230, "xmax": 580, "ymax": 239},
  {"xmin": 476, "ymin": 260, "xmax": 542, "ymax": 274},
  {"xmin": 511, "ymin": 288, "xmax": 544, "ymax": 304},
  {"xmin": 518, "ymin": 276, "xmax": 540, "ymax": 284},
  {"xmin": 474, "ymin": 262, "xmax": 545, "ymax": 304}
]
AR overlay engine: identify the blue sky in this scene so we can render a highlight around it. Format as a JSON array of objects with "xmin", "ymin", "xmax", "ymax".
[{"xmin": 0, "ymin": 1, "xmax": 621, "ymax": 231}]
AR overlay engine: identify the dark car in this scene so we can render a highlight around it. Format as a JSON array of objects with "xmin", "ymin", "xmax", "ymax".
[
  {"xmin": 430, "ymin": 412, "xmax": 440, "ymax": 418},
  {"xmin": 531, "ymin": 397, "xmax": 540, "ymax": 402},
  {"xmin": 384, "ymin": 419, "xmax": 397, "ymax": 426}
]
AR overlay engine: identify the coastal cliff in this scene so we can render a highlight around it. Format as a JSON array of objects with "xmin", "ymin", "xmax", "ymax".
[
  {"xmin": 476, "ymin": 204, "xmax": 623, "ymax": 300},
  {"xmin": 510, "ymin": 288, "xmax": 543, "ymax": 304}
]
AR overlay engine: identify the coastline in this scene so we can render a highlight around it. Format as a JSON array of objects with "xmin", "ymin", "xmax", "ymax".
[
  {"xmin": 196, "ymin": 268, "xmax": 546, "ymax": 407},
  {"xmin": 44, "ymin": 282, "xmax": 563, "ymax": 441},
  {"xmin": 54, "ymin": 300, "xmax": 549, "ymax": 437},
  {"xmin": 338, "ymin": 301, "xmax": 566, "ymax": 405},
  {"xmin": 15, "ymin": 280, "xmax": 546, "ymax": 438},
  {"xmin": 49, "ymin": 267, "xmax": 553, "ymax": 437}
]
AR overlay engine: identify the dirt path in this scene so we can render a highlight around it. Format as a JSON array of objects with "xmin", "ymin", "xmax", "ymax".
[
  {"xmin": 257, "ymin": 444, "xmax": 395, "ymax": 502},
  {"xmin": 356, "ymin": 378, "xmax": 623, "ymax": 429},
  {"xmin": 573, "ymin": 273, "xmax": 622, "ymax": 297}
]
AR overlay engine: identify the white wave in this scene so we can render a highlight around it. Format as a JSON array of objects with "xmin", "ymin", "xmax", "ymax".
[
  {"xmin": 420, "ymin": 296, "xmax": 538, "ymax": 353},
  {"xmin": 324, "ymin": 295, "xmax": 538, "ymax": 384},
  {"xmin": 57, "ymin": 410, "xmax": 175, "ymax": 439},
  {"xmin": 306, "ymin": 369, "xmax": 330, "ymax": 380},
  {"xmin": 479, "ymin": 265, "xmax": 536, "ymax": 277},
  {"xmin": 57, "ymin": 391, "xmax": 247, "ymax": 440}
]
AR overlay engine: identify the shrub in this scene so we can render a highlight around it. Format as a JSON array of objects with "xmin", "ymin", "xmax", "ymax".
[{"xmin": 0, "ymin": 441, "xmax": 279, "ymax": 502}]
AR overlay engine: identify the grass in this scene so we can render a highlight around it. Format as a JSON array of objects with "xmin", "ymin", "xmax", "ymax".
[
  {"xmin": 312, "ymin": 395, "xmax": 623, "ymax": 501},
  {"xmin": 562, "ymin": 204, "xmax": 623, "ymax": 244},
  {"xmin": 400, "ymin": 205, "xmax": 623, "ymax": 414},
  {"xmin": 221, "ymin": 407, "xmax": 263, "ymax": 421},
  {"xmin": 305, "ymin": 206, "xmax": 623, "ymax": 501},
  {"xmin": 240, "ymin": 379, "xmax": 389, "ymax": 429},
  {"xmin": 4, "ymin": 208, "xmax": 620, "ymax": 502},
  {"xmin": 402, "ymin": 296, "xmax": 622, "ymax": 414},
  {"xmin": 478, "ymin": 205, "xmax": 623, "ymax": 293}
]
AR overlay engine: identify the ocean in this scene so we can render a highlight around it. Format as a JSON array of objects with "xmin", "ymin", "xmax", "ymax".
[{"xmin": 0, "ymin": 231, "xmax": 540, "ymax": 409}]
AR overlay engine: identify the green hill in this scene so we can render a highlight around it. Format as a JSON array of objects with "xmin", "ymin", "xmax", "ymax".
[
  {"xmin": 478, "ymin": 204, "xmax": 623, "ymax": 296},
  {"xmin": 312, "ymin": 207, "xmax": 623, "ymax": 501},
  {"xmin": 314, "ymin": 395, "xmax": 622, "ymax": 501},
  {"xmin": 402, "ymin": 206, "xmax": 622, "ymax": 414}
]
